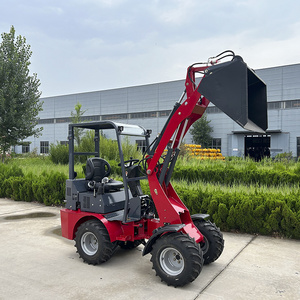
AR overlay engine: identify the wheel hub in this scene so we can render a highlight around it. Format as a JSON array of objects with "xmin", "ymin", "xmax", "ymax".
[
  {"xmin": 160, "ymin": 247, "xmax": 184, "ymax": 276},
  {"xmin": 81, "ymin": 232, "xmax": 98, "ymax": 255}
]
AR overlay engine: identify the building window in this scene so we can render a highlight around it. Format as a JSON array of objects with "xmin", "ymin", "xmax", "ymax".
[
  {"xmin": 206, "ymin": 100, "xmax": 300, "ymax": 113},
  {"xmin": 292, "ymin": 100, "xmax": 300, "ymax": 108},
  {"xmin": 131, "ymin": 111, "xmax": 157, "ymax": 119},
  {"xmin": 56, "ymin": 117, "xmax": 71, "ymax": 123},
  {"xmin": 159, "ymin": 110, "xmax": 171, "ymax": 117},
  {"xmin": 211, "ymin": 138, "xmax": 221, "ymax": 150},
  {"xmin": 130, "ymin": 112, "xmax": 143, "ymax": 119},
  {"xmin": 206, "ymin": 106, "xmax": 222, "ymax": 114},
  {"xmin": 60, "ymin": 141, "xmax": 68, "ymax": 146},
  {"xmin": 297, "ymin": 137, "xmax": 300, "ymax": 158},
  {"xmin": 38, "ymin": 118, "xmax": 55, "ymax": 124},
  {"xmin": 22, "ymin": 142, "xmax": 30, "ymax": 153},
  {"xmin": 81, "ymin": 115, "xmax": 100, "ymax": 122},
  {"xmin": 40, "ymin": 141, "xmax": 49, "ymax": 154},
  {"xmin": 268, "ymin": 102, "xmax": 282, "ymax": 110},
  {"xmin": 136, "ymin": 140, "xmax": 147, "ymax": 153},
  {"xmin": 102, "ymin": 113, "xmax": 128, "ymax": 120}
]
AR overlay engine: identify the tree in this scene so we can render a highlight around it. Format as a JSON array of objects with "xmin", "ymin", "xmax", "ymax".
[
  {"xmin": 190, "ymin": 113, "xmax": 213, "ymax": 147},
  {"xmin": 70, "ymin": 102, "xmax": 87, "ymax": 146},
  {"xmin": 0, "ymin": 26, "xmax": 43, "ymax": 160}
]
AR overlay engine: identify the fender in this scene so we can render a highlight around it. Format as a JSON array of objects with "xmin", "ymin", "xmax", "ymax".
[
  {"xmin": 142, "ymin": 224, "xmax": 185, "ymax": 256},
  {"xmin": 191, "ymin": 213, "xmax": 210, "ymax": 221},
  {"xmin": 60, "ymin": 208, "xmax": 123, "ymax": 241}
]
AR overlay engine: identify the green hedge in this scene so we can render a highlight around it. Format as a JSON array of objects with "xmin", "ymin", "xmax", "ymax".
[
  {"xmin": 0, "ymin": 164, "xmax": 66, "ymax": 206},
  {"xmin": 108, "ymin": 157, "xmax": 300, "ymax": 187},
  {"xmin": 49, "ymin": 133, "xmax": 143, "ymax": 165},
  {"xmin": 172, "ymin": 163, "xmax": 300, "ymax": 187},
  {"xmin": 171, "ymin": 182, "xmax": 300, "ymax": 239},
  {"xmin": 139, "ymin": 180, "xmax": 300, "ymax": 239},
  {"xmin": 0, "ymin": 163, "xmax": 24, "ymax": 180},
  {"xmin": 1, "ymin": 161, "xmax": 300, "ymax": 239}
]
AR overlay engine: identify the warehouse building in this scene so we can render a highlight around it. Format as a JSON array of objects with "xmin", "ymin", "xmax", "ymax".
[{"xmin": 16, "ymin": 63, "xmax": 300, "ymax": 158}]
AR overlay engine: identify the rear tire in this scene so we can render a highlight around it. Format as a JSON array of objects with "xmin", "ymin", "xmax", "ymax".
[
  {"xmin": 75, "ymin": 220, "xmax": 116, "ymax": 265},
  {"xmin": 193, "ymin": 220, "xmax": 224, "ymax": 265},
  {"xmin": 150, "ymin": 232, "xmax": 203, "ymax": 287}
]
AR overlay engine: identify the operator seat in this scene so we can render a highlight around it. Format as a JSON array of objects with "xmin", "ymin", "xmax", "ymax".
[
  {"xmin": 85, "ymin": 158, "xmax": 123, "ymax": 193},
  {"xmin": 127, "ymin": 165, "xmax": 144, "ymax": 197}
]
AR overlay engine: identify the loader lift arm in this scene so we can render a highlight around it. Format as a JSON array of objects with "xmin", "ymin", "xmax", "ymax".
[
  {"xmin": 144, "ymin": 50, "xmax": 267, "ymax": 240},
  {"xmin": 146, "ymin": 59, "xmax": 211, "ymax": 184},
  {"xmin": 60, "ymin": 50, "xmax": 268, "ymax": 287}
]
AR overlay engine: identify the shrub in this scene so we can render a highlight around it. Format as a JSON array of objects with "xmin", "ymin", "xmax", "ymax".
[
  {"xmin": 1, "ymin": 157, "xmax": 300, "ymax": 239},
  {"xmin": 172, "ymin": 182, "xmax": 300, "ymax": 239},
  {"xmin": 0, "ymin": 164, "xmax": 24, "ymax": 197},
  {"xmin": 172, "ymin": 160, "xmax": 300, "ymax": 187},
  {"xmin": 49, "ymin": 130, "xmax": 143, "ymax": 165},
  {"xmin": 274, "ymin": 151, "xmax": 294, "ymax": 163},
  {"xmin": 108, "ymin": 160, "xmax": 122, "ymax": 176},
  {"xmin": 32, "ymin": 171, "xmax": 66, "ymax": 205},
  {"xmin": 49, "ymin": 143, "xmax": 69, "ymax": 165},
  {"xmin": 49, "ymin": 143, "xmax": 69, "ymax": 164},
  {"xmin": 0, "ymin": 166, "xmax": 66, "ymax": 206}
]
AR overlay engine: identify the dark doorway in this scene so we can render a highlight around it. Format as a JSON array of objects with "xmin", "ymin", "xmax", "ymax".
[{"xmin": 245, "ymin": 135, "xmax": 270, "ymax": 161}]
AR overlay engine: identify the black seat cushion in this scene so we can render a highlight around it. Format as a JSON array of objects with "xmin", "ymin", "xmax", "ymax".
[{"xmin": 104, "ymin": 179, "xmax": 124, "ymax": 192}]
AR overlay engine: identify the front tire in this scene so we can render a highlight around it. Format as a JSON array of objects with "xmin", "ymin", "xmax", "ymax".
[
  {"xmin": 75, "ymin": 220, "xmax": 116, "ymax": 265},
  {"xmin": 150, "ymin": 232, "xmax": 203, "ymax": 287},
  {"xmin": 193, "ymin": 220, "xmax": 224, "ymax": 265}
]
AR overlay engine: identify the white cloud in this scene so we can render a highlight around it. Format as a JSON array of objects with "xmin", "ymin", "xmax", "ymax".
[
  {"xmin": 76, "ymin": 0, "xmax": 127, "ymax": 7},
  {"xmin": 2, "ymin": 0, "xmax": 300, "ymax": 97},
  {"xmin": 151, "ymin": 0, "xmax": 198, "ymax": 24}
]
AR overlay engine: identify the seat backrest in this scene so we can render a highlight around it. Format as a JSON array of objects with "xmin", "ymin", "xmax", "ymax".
[
  {"xmin": 126, "ymin": 165, "xmax": 143, "ymax": 196},
  {"xmin": 85, "ymin": 158, "xmax": 111, "ymax": 182}
]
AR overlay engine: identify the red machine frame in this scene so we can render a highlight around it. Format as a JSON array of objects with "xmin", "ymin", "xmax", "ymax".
[
  {"xmin": 60, "ymin": 50, "xmax": 267, "ymax": 286},
  {"xmin": 61, "ymin": 64, "xmax": 209, "ymax": 245}
]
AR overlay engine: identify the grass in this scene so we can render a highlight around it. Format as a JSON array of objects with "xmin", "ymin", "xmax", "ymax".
[
  {"xmin": 172, "ymin": 179, "xmax": 300, "ymax": 196},
  {"xmin": 7, "ymin": 157, "xmax": 85, "ymax": 178},
  {"xmin": 176, "ymin": 156, "xmax": 300, "ymax": 181},
  {"xmin": 7, "ymin": 155, "xmax": 300, "ymax": 195},
  {"xmin": 4, "ymin": 154, "xmax": 299, "ymax": 239},
  {"xmin": 177, "ymin": 155, "xmax": 300, "ymax": 172}
]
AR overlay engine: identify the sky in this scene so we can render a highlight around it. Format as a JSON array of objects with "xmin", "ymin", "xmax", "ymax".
[{"xmin": 1, "ymin": 0, "xmax": 300, "ymax": 98}]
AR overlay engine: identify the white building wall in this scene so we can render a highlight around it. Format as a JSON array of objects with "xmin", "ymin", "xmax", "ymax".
[{"xmin": 16, "ymin": 63, "xmax": 300, "ymax": 157}]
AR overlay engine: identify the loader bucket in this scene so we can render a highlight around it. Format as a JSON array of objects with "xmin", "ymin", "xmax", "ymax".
[{"xmin": 198, "ymin": 56, "xmax": 267, "ymax": 133}]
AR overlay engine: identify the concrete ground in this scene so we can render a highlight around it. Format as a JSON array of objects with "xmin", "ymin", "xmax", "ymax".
[{"xmin": 0, "ymin": 198, "xmax": 299, "ymax": 300}]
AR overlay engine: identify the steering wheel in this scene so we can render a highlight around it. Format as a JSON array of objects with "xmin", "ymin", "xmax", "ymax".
[{"xmin": 118, "ymin": 158, "xmax": 139, "ymax": 168}]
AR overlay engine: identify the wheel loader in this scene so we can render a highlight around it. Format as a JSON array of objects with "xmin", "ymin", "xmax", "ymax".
[{"xmin": 60, "ymin": 50, "xmax": 267, "ymax": 287}]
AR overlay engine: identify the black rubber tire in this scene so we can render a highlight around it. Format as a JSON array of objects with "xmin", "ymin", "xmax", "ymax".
[
  {"xmin": 75, "ymin": 220, "xmax": 116, "ymax": 265},
  {"xmin": 118, "ymin": 240, "xmax": 143, "ymax": 250},
  {"xmin": 150, "ymin": 232, "xmax": 203, "ymax": 287},
  {"xmin": 193, "ymin": 219, "xmax": 224, "ymax": 265}
]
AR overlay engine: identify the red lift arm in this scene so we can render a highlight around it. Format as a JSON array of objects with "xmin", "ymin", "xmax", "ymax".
[{"xmin": 145, "ymin": 50, "xmax": 267, "ymax": 242}]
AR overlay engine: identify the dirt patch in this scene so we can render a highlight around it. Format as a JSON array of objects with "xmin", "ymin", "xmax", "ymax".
[{"xmin": 4, "ymin": 212, "xmax": 56, "ymax": 220}]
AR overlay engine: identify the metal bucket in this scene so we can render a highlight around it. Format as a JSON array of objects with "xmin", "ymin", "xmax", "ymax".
[{"xmin": 198, "ymin": 56, "xmax": 267, "ymax": 133}]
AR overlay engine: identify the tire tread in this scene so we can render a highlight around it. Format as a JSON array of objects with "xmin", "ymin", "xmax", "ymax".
[
  {"xmin": 150, "ymin": 232, "xmax": 203, "ymax": 287},
  {"xmin": 75, "ymin": 220, "xmax": 115, "ymax": 265}
]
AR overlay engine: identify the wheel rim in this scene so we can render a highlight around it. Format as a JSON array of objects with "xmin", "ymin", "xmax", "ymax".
[
  {"xmin": 160, "ymin": 247, "xmax": 184, "ymax": 276},
  {"xmin": 81, "ymin": 232, "xmax": 98, "ymax": 255},
  {"xmin": 200, "ymin": 235, "xmax": 209, "ymax": 255}
]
